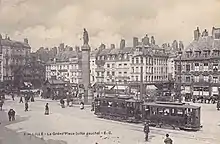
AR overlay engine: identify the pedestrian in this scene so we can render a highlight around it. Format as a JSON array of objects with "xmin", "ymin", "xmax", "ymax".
[
  {"xmin": 8, "ymin": 109, "xmax": 12, "ymax": 121},
  {"xmin": 80, "ymin": 102, "xmax": 84, "ymax": 110},
  {"xmin": 144, "ymin": 121, "xmax": 150, "ymax": 141},
  {"xmin": 0, "ymin": 99, "xmax": 3, "ymax": 111},
  {"xmin": 60, "ymin": 98, "xmax": 65, "ymax": 108},
  {"xmin": 45, "ymin": 103, "xmax": 49, "ymax": 115},
  {"xmin": 25, "ymin": 102, "xmax": 29, "ymax": 111},
  {"xmin": 11, "ymin": 109, "xmax": 16, "ymax": 121},
  {"xmin": 164, "ymin": 134, "xmax": 173, "ymax": 144},
  {"xmin": 31, "ymin": 96, "xmax": 34, "ymax": 102},
  {"xmin": 12, "ymin": 94, "xmax": 14, "ymax": 101},
  {"xmin": 19, "ymin": 96, "xmax": 24, "ymax": 103},
  {"xmin": 217, "ymin": 101, "xmax": 220, "ymax": 110}
]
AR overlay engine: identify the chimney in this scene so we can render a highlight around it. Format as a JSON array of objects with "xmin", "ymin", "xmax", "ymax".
[
  {"xmin": 110, "ymin": 44, "xmax": 115, "ymax": 49},
  {"xmin": 24, "ymin": 38, "xmax": 28, "ymax": 44},
  {"xmin": 75, "ymin": 46, "xmax": 80, "ymax": 52},
  {"xmin": 99, "ymin": 43, "xmax": 106, "ymax": 51},
  {"xmin": 179, "ymin": 41, "xmax": 184, "ymax": 51},
  {"xmin": 120, "ymin": 39, "xmax": 125, "ymax": 49},
  {"xmin": 59, "ymin": 43, "xmax": 65, "ymax": 52},
  {"xmin": 133, "ymin": 37, "xmax": 138, "ymax": 48},
  {"xmin": 202, "ymin": 29, "xmax": 208, "ymax": 37},
  {"xmin": 142, "ymin": 34, "xmax": 149, "ymax": 45},
  {"xmin": 151, "ymin": 36, "xmax": 155, "ymax": 45},
  {"xmin": 194, "ymin": 27, "xmax": 200, "ymax": 40}
]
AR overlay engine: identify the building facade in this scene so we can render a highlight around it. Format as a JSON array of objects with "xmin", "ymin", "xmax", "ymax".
[
  {"xmin": 45, "ymin": 50, "xmax": 82, "ymax": 85},
  {"xmin": 175, "ymin": 27, "xmax": 220, "ymax": 99},
  {"xmin": 0, "ymin": 35, "xmax": 31, "ymax": 86},
  {"xmin": 93, "ymin": 35, "xmax": 169, "ymax": 88}
]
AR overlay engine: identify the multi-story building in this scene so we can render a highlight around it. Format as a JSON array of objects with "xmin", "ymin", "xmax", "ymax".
[
  {"xmin": 94, "ymin": 35, "xmax": 169, "ymax": 89},
  {"xmin": 45, "ymin": 49, "xmax": 82, "ymax": 85},
  {"xmin": 175, "ymin": 27, "xmax": 220, "ymax": 99},
  {"xmin": 0, "ymin": 35, "xmax": 31, "ymax": 86}
]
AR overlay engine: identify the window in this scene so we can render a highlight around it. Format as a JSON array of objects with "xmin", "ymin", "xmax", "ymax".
[
  {"xmin": 186, "ymin": 64, "xmax": 190, "ymax": 72},
  {"xmin": 107, "ymin": 71, "xmax": 110, "ymax": 76},
  {"xmin": 136, "ymin": 58, "xmax": 139, "ymax": 64},
  {"xmin": 213, "ymin": 76, "xmax": 218, "ymax": 83},
  {"xmin": 136, "ymin": 76, "xmax": 138, "ymax": 81},
  {"xmin": 124, "ymin": 63, "xmax": 127, "ymax": 66},
  {"xmin": 119, "ymin": 72, "xmax": 122, "ymax": 74},
  {"xmin": 140, "ymin": 57, "xmax": 143, "ymax": 63},
  {"xmin": 194, "ymin": 76, "xmax": 199, "ymax": 82},
  {"xmin": 195, "ymin": 63, "xmax": 199, "ymax": 71},
  {"xmin": 186, "ymin": 76, "xmax": 190, "ymax": 82},
  {"xmin": 107, "ymin": 64, "xmax": 110, "ymax": 68},
  {"xmin": 112, "ymin": 72, "xmax": 115, "ymax": 76},
  {"xmin": 204, "ymin": 63, "xmax": 208, "ymax": 71},
  {"xmin": 132, "ymin": 67, "xmax": 134, "ymax": 73},
  {"xmin": 132, "ymin": 58, "xmax": 134, "ymax": 63},
  {"xmin": 213, "ymin": 63, "xmax": 218, "ymax": 71},
  {"xmin": 204, "ymin": 76, "xmax": 209, "ymax": 82},
  {"xmin": 124, "ymin": 72, "xmax": 127, "ymax": 74},
  {"xmin": 119, "ymin": 64, "xmax": 122, "ymax": 67}
]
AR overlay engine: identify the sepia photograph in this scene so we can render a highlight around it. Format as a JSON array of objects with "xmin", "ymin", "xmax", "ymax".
[{"xmin": 0, "ymin": 0, "xmax": 220, "ymax": 144}]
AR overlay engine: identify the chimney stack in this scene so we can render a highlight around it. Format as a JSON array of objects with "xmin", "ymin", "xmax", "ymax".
[
  {"xmin": 133, "ymin": 37, "xmax": 138, "ymax": 48},
  {"xmin": 194, "ymin": 27, "xmax": 201, "ymax": 40},
  {"xmin": 151, "ymin": 36, "xmax": 155, "ymax": 45},
  {"xmin": 24, "ymin": 38, "xmax": 28, "ymax": 44},
  {"xmin": 110, "ymin": 44, "xmax": 115, "ymax": 49},
  {"xmin": 120, "ymin": 39, "xmax": 125, "ymax": 49},
  {"xmin": 75, "ymin": 46, "xmax": 80, "ymax": 52},
  {"xmin": 142, "ymin": 34, "xmax": 150, "ymax": 45},
  {"xmin": 99, "ymin": 43, "xmax": 106, "ymax": 51}
]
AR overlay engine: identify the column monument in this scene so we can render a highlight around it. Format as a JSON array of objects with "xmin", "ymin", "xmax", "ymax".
[{"xmin": 81, "ymin": 28, "xmax": 91, "ymax": 104}]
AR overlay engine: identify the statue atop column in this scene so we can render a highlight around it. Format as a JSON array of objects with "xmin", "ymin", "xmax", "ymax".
[{"xmin": 83, "ymin": 28, "xmax": 89, "ymax": 45}]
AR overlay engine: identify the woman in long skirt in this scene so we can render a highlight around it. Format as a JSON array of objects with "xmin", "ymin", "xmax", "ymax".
[{"xmin": 45, "ymin": 103, "xmax": 49, "ymax": 115}]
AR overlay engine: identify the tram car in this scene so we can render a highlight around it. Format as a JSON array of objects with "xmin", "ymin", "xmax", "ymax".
[
  {"xmin": 94, "ymin": 96, "xmax": 201, "ymax": 131},
  {"xmin": 142, "ymin": 101, "xmax": 201, "ymax": 131},
  {"xmin": 94, "ymin": 95, "xmax": 143, "ymax": 123}
]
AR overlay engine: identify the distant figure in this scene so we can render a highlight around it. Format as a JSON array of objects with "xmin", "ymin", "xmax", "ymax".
[
  {"xmin": 144, "ymin": 121, "xmax": 150, "ymax": 141},
  {"xmin": 25, "ymin": 102, "xmax": 29, "ymax": 111},
  {"xmin": 0, "ymin": 99, "xmax": 3, "ymax": 111},
  {"xmin": 8, "ymin": 109, "xmax": 15, "ymax": 121},
  {"xmin": 12, "ymin": 94, "xmax": 14, "ymax": 101},
  {"xmin": 60, "ymin": 99, "xmax": 65, "ymax": 108},
  {"xmin": 45, "ymin": 103, "xmax": 49, "ymax": 115},
  {"xmin": 217, "ymin": 101, "xmax": 220, "ymax": 110},
  {"xmin": 83, "ymin": 28, "xmax": 89, "ymax": 45},
  {"xmin": 31, "ymin": 96, "xmax": 35, "ymax": 102},
  {"xmin": 164, "ymin": 134, "xmax": 173, "ymax": 144},
  {"xmin": 19, "ymin": 96, "xmax": 24, "ymax": 103},
  {"xmin": 80, "ymin": 102, "xmax": 84, "ymax": 110}
]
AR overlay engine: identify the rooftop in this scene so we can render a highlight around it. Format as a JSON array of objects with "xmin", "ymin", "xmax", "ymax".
[{"xmin": 0, "ymin": 39, "xmax": 30, "ymax": 48}]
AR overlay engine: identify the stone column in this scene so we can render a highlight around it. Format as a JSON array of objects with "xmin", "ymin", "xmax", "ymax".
[{"xmin": 81, "ymin": 44, "xmax": 91, "ymax": 104}]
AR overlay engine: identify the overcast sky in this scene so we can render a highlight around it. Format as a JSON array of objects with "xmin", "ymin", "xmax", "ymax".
[{"xmin": 0, "ymin": 0, "xmax": 220, "ymax": 51}]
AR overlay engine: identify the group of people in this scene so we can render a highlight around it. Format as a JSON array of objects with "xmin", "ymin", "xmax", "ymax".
[{"xmin": 144, "ymin": 121, "xmax": 173, "ymax": 144}]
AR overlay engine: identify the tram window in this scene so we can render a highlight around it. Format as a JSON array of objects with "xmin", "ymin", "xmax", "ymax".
[
  {"xmin": 158, "ymin": 108, "xmax": 164, "ymax": 115},
  {"xmin": 164, "ymin": 108, "xmax": 170, "ymax": 116},
  {"xmin": 177, "ymin": 109, "xmax": 184, "ymax": 116},
  {"xmin": 151, "ymin": 107, "xmax": 157, "ymax": 115}
]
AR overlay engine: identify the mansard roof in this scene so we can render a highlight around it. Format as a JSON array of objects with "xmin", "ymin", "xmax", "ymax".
[
  {"xmin": 0, "ymin": 39, "xmax": 30, "ymax": 48},
  {"xmin": 185, "ymin": 36, "xmax": 220, "ymax": 52}
]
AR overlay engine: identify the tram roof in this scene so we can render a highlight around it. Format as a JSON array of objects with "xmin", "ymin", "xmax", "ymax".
[{"xmin": 143, "ymin": 102, "xmax": 200, "ymax": 109}]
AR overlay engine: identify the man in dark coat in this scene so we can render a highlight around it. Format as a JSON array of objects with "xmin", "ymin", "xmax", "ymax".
[
  {"xmin": 164, "ymin": 134, "xmax": 173, "ymax": 144},
  {"xmin": 25, "ymin": 102, "xmax": 29, "ymax": 111},
  {"xmin": 45, "ymin": 103, "xmax": 49, "ymax": 115},
  {"xmin": 144, "ymin": 121, "xmax": 150, "ymax": 141},
  {"xmin": 19, "ymin": 96, "xmax": 24, "ymax": 103}
]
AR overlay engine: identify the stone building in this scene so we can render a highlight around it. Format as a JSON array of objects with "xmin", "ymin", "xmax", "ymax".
[
  {"xmin": 175, "ymin": 27, "xmax": 220, "ymax": 100},
  {"xmin": 93, "ymin": 35, "xmax": 169, "ymax": 93},
  {"xmin": 0, "ymin": 35, "xmax": 31, "ymax": 87},
  {"xmin": 45, "ymin": 49, "xmax": 82, "ymax": 85}
]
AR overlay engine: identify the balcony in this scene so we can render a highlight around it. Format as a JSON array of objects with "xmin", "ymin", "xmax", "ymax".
[{"xmin": 95, "ymin": 67, "xmax": 105, "ymax": 72}]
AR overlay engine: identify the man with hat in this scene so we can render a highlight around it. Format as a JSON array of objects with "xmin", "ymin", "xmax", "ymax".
[{"xmin": 143, "ymin": 121, "xmax": 150, "ymax": 141}]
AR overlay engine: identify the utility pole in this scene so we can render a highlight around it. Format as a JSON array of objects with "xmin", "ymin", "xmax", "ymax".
[{"xmin": 140, "ymin": 66, "xmax": 144, "ymax": 101}]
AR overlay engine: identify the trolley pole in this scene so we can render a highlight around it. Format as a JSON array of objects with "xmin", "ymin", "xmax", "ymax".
[{"xmin": 140, "ymin": 66, "xmax": 144, "ymax": 101}]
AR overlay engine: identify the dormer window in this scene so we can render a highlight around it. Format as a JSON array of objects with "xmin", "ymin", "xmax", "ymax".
[{"xmin": 195, "ymin": 51, "xmax": 200, "ymax": 57}]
